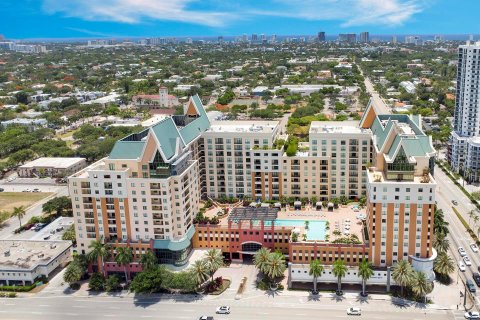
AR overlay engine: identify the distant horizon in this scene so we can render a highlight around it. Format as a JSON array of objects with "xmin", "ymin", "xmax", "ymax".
[{"xmin": 3, "ymin": 33, "xmax": 479, "ymax": 43}]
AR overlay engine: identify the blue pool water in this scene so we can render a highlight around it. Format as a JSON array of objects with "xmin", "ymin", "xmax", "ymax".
[{"xmin": 264, "ymin": 219, "xmax": 327, "ymax": 240}]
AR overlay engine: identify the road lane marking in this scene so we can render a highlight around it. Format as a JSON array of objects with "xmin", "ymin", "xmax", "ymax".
[{"xmin": 39, "ymin": 304, "xmax": 50, "ymax": 307}]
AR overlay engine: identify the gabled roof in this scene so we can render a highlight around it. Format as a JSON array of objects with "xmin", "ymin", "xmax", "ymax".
[
  {"xmin": 361, "ymin": 98, "xmax": 435, "ymax": 161},
  {"xmin": 108, "ymin": 95, "xmax": 210, "ymax": 162}
]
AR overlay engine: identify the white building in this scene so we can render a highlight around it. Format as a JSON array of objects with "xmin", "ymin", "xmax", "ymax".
[
  {"xmin": 19, "ymin": 157, "xmax": 87, "ymax": 178},
  {"xmin": 0, "ymin": 240, "xmax": 71, "ymax": 286},
  {"xmin": 449, "ymin": 42, "xmax": 480, "ymax": 180}
]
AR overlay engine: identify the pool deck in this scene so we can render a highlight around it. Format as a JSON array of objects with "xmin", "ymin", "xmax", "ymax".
[{"xmin": 204, "ymin": 204, "xmax": 366, "ymax": 243}]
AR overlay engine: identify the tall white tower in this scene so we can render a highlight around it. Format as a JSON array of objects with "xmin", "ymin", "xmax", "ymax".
[
  {"xmin": 449, "ymin": 42, "xmax": 480, "ymax": 176},
  {"xmin": 159, "ymin": 87, "xmax": 168, "ymax": 108}
]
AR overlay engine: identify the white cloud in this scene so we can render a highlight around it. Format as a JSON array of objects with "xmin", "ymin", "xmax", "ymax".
[
  {"xmin": 253, "ymin": 0, "xmax": 427, "ymax": 27},
  {"xmin": 42, "ymin": 0, "xmax": 427, "ymax": 28},
  {"xmin": 42, "ymin": 0, "xmax": 235, "ymax": 27}
]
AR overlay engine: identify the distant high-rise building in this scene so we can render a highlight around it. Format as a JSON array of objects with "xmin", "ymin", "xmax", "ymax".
[
  {"xmin": 271, "ymin": 34, "xmax": 277, "ymax": 43},
  {"xmin": 434, "ymin": 35, "xmax": 443, "ymax": 42},
  {"xmin": 251, "ymin": 34, "xmax": 258, "ymax": 42},
  {"xmin": 359, "ymin": 32, "xmax": 369, "ymax": 43},
  {"xmin": 218, "ymin": 36, "xmax": 224, "ymax": 44},
  {"xmin": 242, "ymin": 34, "xmax": 248, "ymax": 42},
  {"xmin": 449, "ymin": 41, "xmax": 480, "ymax": 180},
  {"xmin": 391, "ymin": 36, "xmax": 397, "ymax": 44},
  {"xmin": 317, "ymin": 32, "xmax": 326, "ymax": 42},
  {"xmin": 186, "ymin": 38, "xmax": 193, "ymax": 44},
  {"xmin": 405, "ymin": 35, "xmax": 422, "ymax": 45},
  {"xmin": 470, "ymin": 34, "xmax": 474, "ymax": 41},
  {"xmin": 0, "ymin": 35, "xmax": 4, "ymax": 41},
  {"xmin": 338, "ymin": 33, "xmax": 356, "ymax": 43}
]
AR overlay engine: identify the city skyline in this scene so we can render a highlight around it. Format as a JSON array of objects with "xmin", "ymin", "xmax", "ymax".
[{"xmin": 1, "ymin": 0, "xmax": 479, "ymax": 39}]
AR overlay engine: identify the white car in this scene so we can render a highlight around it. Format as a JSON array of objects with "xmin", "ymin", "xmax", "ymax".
[
  {"xmin": 458, "ymin": 261, "xmax": 466, "ymax": 272},
  {"xmin": 465, "ymin": 311, "xmax": 480, "ymax": 319},
  {"xmin": 347, "ymin": 307, "xmax": 361, "ymax": 316},
  {"xmin": 464, "ymin": 256, "xmax": 472, "ymax": 266},
  {"xmin": 471, "ymin": 243, "xmax": 479, "ymax": 253},
  {"xmin": 459, "ymin": 247, "xmax": 468, "ymax": 257},
  {"xmin": 216, "ymin": 306, "xmax": 230, "ymax": 314}
]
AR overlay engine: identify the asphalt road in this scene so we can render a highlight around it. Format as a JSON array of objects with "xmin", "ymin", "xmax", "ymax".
[
  {"xmin": 0, "ymin": 294, "xmax": 454, "ymax": 320},
  {"xmin": 356, "ymin": 64, "xmax": 390, "ymax": 115},
  {"xmin": 435, "ymin": 167, "xmax": 480, "ymax": 306}
]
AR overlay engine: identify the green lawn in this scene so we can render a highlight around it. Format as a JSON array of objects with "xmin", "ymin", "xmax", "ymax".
[{"xmin": 0, "ymin": 192, "xmax": 53, "ymax": 213}]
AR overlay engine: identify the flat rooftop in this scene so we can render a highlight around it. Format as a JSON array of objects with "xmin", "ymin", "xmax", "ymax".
[
  {"xmin": 19, "ymin": 157, "xmax": 86, "ymax": 169},
  {"xmin": 0, "ymin": 240, "xmax": 71, "ymax": 271},
  {"xmin": 310, "ymin": 121, "xmax": 371, "ymax": 134},
  {"xmin": 208, "ymin": 120, "xmax": 279, "ymax": 134}
]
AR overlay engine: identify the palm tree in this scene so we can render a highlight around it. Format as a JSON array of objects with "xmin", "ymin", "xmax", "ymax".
[
  {"xmin": 434, "ymin": 209, "xmax": 449, "ymax": 236},
  {"xmin": 87, "ymin": 240, "xmax": 111, "ymax": 275},
  {"xmin": 253, "ymin": 247, "xmax": 271, "ymax": 274},
  {"xmin": 332, "ymin": 259, "xmax": 348, "ymax": 295},
  {"xmin": 358, "ymin": 258, "xmax": 374, "ymax": 297},
  {"xmin": 433, "ymin": 233, "xmax": 450, "ymax": 254},
  {"xmin": 309, "ymin": 259, "xmax": 324, "ymax": 294},
  {"xmin": 204, "ymin": 249, "xmax": 223, "ymax": 281},
  {"xmin": 115, "ymin": 247, "xmax": 133, "ymax": 282},
  {"xmin": 434, "ymin": 252, "xmax": 455, "ymax": 277},
  {"xmin": 474, "ymin": 215, "xmax": 479, "ymax": 227},
  {"xmin": 468, "ymin": 210, "xmax": 476, "ymax": 225},
  {"xmin": 190, "ymin": 260, "xmax": 210, "ymax": 287},
  {"xmin": 411, "ymin": 271, "xmax": 432, "ymax": 303},
  {"xmin": 140, "ymin": 250, "xmax": 157, "ymax": 271},
  {"xmin": 63, "ymin": 263, "xmax": 83, "ymax": 286},
  {"xmin": 391, "ymin": 259, "xmax": 414, "ymax": 297},
  {"xmin": 265, "ymin": 252, "xmax": 286, "ymax": 285},
  {"xmin": 12, "ymin": 206, "xmax": 26, "ymax": 228}
]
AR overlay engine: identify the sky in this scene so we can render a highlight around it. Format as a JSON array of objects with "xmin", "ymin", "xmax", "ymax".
[{"xmin": 0, "ymin": 0, "xmax": 478, "ymax": 39}]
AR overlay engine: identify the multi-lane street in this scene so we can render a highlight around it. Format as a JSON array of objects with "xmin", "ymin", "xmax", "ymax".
[
  {"xmin": 0, "ymin": 293, "xmax": 455, "ymax": 320},
  {"xmin": 435, "ymin": 167, "xmax": 480, "ymax": 307}
]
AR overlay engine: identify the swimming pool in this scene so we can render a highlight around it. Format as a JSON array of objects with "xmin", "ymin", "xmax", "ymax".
[{"xmin": 264, "ymin": 219, "xmax": 327, "ymax": 240}]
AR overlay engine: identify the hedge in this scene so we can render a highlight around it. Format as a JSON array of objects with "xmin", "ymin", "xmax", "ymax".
[{"xmin": 0, "ymin": 284, "xmax": 36, "ymax": 292}]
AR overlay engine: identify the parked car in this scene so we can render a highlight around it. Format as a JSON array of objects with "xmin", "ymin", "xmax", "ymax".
[
  {"xmin": 22, "ymin": 188, "xmax": 32, "ymax": 192},
  {"xmin": 459, "ymin": 261, "xmax": 466, "ymax": 272},
  {"xmin": 452, "ymin": 200, "xmax": 459, "ymax": 205},
  {"xmin": 32, "ymin": 188, "xmax": 40, "ymax": 193},
  {"xmin": 465, "ymin": 311, "xmax": 480, "ymax": 319},
  {"xmin": 471, "ymin": 243, "xmax": 479, "ymax": 253},
  {"xmin": 347, "ymin": 307, "xmax": 362, "ymax": 315},
  {"xmin": 459, "ymin": 247, "xmax": 468, "ymax": 257},
  {"xmin": 56, "ymin": 226, "xmax": 64, "ymax": 232},
  {"xmin": 34, "ymin": 223, "xmax": 46, "ymax": 231},
  {"xmin": 467, "ymin": 279, "xmax": 476, "ymax": 293},
  {"xmin": 0, "ymin": 188, "xmax": 4, "ymax": 192},
  {"xmin": 473, "ymin": 273, "xmax": 480, "ymax": 286},
  {"xmin": 464, "ymin": 256, "xmax": 472, "ymax": 266},
  {"xmin": 199, "ymin": 317, "xmax": 214, "ymax": 320},
  {"xmin": 43, "ymin": 235, "xmax": 50, "ymax": 240},
  {"xmin": 215, "ymin": 306, "xmax": 230, "ymax": 314}
]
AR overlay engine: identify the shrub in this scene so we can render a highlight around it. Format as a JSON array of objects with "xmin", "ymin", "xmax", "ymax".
[
  {"xmin": 105, "ymin": 275, "xmax": 121, "ymax": 292},
  {"xmin": 0, "ymin": 284, "xmax": 36, "ymax": 292},
  {"xmin": 88, "ymin": 272, "xmax": 106, "ymax": 291}
]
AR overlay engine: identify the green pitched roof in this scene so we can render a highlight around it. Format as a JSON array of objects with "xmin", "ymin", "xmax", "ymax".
[
  {"xmin": 151, "ymin": 118, "xmax": 181, "ymax": 161},
  {"xmin": 109, "ymin": 141, "xmax": 145, "ymax": 159},
  {"xmin": 179, "ymin": 95, "xmax": 210, "ymax": 145},
  {"xmin": 108, "ymin": 95, "xmax": 210, "ymax": 162}
]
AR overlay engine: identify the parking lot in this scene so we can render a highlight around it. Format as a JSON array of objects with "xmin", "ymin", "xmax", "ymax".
[{"xmin": 9, "ymin": 216, "xmax": 73, "ymax": 241}]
